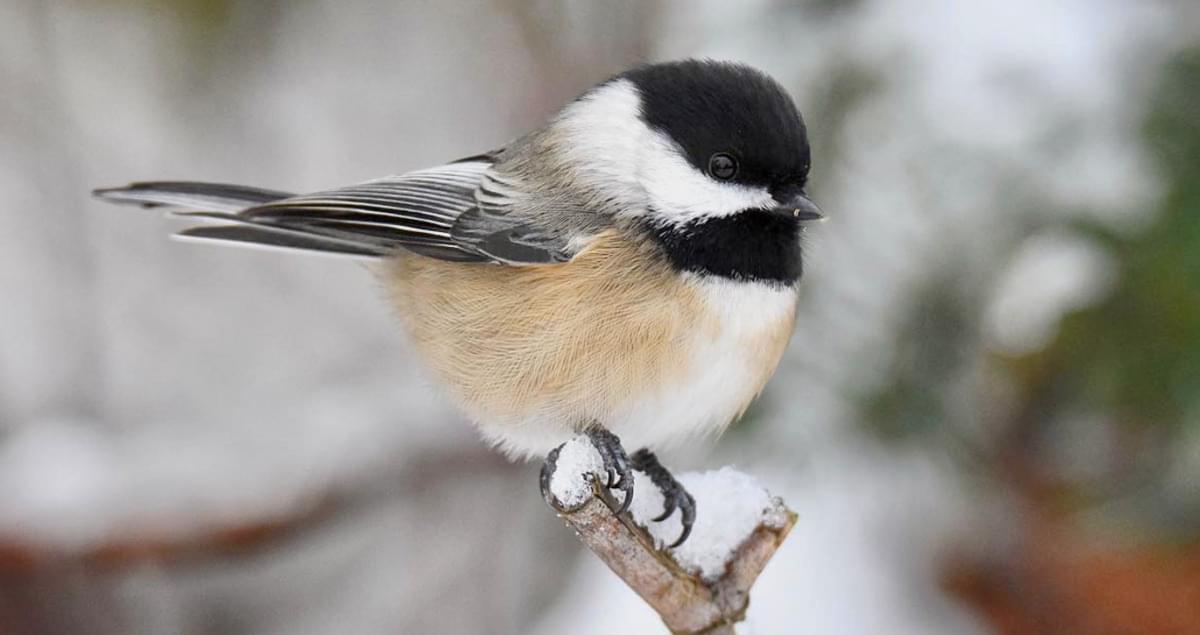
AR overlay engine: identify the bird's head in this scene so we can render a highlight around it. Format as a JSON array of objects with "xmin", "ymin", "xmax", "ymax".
[{"xmin": 552, "ymin": 59, "xmax": 821, "ymax": 228}]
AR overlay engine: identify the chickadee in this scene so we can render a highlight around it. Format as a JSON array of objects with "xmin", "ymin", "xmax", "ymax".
[{"xmin": 94, "ymin": 59, "xmax": 822, "ymax": 546}]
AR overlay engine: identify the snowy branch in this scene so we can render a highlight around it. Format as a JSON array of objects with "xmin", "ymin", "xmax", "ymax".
[{"xmin": 544, "ymin": 441, "xmax": 796, "ymax": 634}]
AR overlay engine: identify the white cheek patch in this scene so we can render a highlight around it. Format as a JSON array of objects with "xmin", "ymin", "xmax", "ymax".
[
  {"xmin": 553, "ymin": 79, "xmax": 776, "ymax": 224},
  {"xmin": 636, "ymin": 132, "xmax": 776, "ymax": 223},
  {"xmin": 554, "ymin": 80, "xmax": 648, "ymax": 201}
]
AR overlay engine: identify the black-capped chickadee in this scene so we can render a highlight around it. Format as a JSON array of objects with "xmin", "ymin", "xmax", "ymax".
[{"xmin": 94, "ymin": 59, "xmax": 822, "ymax": 546}]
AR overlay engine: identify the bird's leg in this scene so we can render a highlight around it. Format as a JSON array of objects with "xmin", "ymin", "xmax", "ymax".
[
  {"xmin": 630, "ymin": 449, "xmax": 696, "ymax": 548},
  {"xmin": 539, "ymin": 426, "xmax": 635, "ymax": 514}
]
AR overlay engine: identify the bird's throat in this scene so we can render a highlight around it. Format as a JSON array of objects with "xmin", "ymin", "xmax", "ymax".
[{"xmin": 642, "ymin": 210, "xmax": 803, "ymax": 284}]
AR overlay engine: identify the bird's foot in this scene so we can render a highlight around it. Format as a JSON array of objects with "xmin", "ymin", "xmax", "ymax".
[
  {"xmin": 630, "ymin": 449, "xmax": 696, "ymax": 548},
  {"xmin": 540, "ymin": 427, "xmax": 634, "ymax": 514}
]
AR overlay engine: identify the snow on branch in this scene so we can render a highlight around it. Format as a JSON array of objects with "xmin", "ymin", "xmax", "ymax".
[{"xmin": 544, "ymin": 438, "xmax": 796, "ymax": 634}]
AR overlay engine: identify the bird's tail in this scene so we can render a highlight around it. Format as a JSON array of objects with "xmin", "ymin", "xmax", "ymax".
[
  {"xmin": 92, "ymin": 181, "xmax": 292, "ymax": 212},
  {"xmin": 92, "ymin": 181, "xmax": 386, "ymax": 257}
]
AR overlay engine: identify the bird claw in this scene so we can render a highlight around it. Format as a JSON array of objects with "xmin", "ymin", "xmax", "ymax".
[
  {"xmin": 539, "ymin": 444, "xmax": 562, "ymax": 509},
  {"xmin": 538, "ymin": 427, "xmax": 634, "ymax": 514},
  {"xmin": 539, "ymin": 433, "xmax": 696, "ymax": 548},
  {"xmin": 587, "ymin": 427, "xmax": 634, "ymax": 514},
  {"xmin": 630, "ymin": 449, "xmax": 696, "ymax": 548}
]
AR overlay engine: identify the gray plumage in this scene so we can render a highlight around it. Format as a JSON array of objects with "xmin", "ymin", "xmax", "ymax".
[{"xmin": 93, "ymin": 116, "xmax": 619, "ymax": 265}]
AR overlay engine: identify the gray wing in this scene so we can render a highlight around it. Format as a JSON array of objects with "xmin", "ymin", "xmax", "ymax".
[
  {"xmin": 234, "ymin": 158, "xmax": 496, "ymax": 262},
  {"xmin": 448, "ymin": 144, "xmax": 614, "ymax": 264},
  {"xmin": 234, "ymin": 154, "xmax": 607, "ymax": 265},
  {"xmin": 447, "ymin": 170, "xmax": 574, "ymax": 264}
]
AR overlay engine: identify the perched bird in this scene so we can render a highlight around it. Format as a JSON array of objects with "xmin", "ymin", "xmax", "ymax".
[{"xmin": 94, "ymin": 59, "xmax": 822, "ymax": 547}]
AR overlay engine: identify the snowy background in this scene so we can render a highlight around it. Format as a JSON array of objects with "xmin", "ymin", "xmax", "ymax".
[{"xmin": 3, "ymin": 1, "xmax": 1199, "ymax": 633}]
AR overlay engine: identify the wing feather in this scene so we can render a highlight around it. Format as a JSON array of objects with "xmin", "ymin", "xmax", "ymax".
[
  {"xmin": 96, "ymin": 149, "xmax": 612, "ymax": 264},
  {"xmin": 235, "ymin": 160, "xmax": 495, "ymax": 261}
]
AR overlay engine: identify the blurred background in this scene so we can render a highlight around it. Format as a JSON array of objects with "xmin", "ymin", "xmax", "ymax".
[{"xmin": 2, "ymin": 0, "xmax": 1199, "ymax": 633}]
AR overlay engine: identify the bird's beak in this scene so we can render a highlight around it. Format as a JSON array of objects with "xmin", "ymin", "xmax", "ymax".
[{"xmin": 773, "ymin": 194, "xmax": 824, "ymax": 222}]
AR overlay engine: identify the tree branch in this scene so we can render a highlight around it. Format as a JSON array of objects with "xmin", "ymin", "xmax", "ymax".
[{"xmin": 546, "ymin": 473, "xmax": 796, "ymax": 634}]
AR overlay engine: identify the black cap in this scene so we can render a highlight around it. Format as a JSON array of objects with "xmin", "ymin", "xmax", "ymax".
[{"xmin": 621, "ymin": 60, "xmax": 811, "ymax": 192}]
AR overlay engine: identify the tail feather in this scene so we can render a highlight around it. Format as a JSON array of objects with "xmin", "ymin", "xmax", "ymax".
[
  {"xmin": 93, "ymin": 181, "xmax": 388, "ymax": 258},
  {"xmin": 175, "ymin": 225, "xmax": 385, "ymax": 257},
  {"xmin": 93, "ymin": 181, "xmax": 293, "ymax": 213}
]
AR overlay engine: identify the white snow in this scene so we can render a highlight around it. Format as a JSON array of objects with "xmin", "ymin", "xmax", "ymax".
[
  {"xmin": 631, "ymin": 467, "xmax": 781, "ymax": 581},
  {"xmin": 547, "ymin": 439, "xmax": 781, "ymax": 580},
  {"xmin": 547, "ymin": 436, "xmax": 606, "ymax": 509}
]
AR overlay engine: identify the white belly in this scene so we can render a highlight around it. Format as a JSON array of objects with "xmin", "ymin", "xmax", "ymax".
[{"xmin": 606, "ymin": 277, "xmax": 798, "ymax": 449}]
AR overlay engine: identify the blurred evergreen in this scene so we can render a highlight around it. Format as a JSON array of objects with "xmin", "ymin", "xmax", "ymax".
[
  {"xmin": 1027, "ymin": 48, "xmax": 1200, "ymax": 434},
  {"xmin": 859, "ymin": 46, "xmax": 1200, "ymax": 541}
]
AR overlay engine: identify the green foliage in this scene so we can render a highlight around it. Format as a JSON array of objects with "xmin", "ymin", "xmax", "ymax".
[
  {"xmin": 104, "ymin": 0, "xmax": 237, "ymax": 30},
  {"xmin": 855, "ymin": 47, "xmax": 1200, "ymax": 538},
  {"xmin": 1020, "ymin": 48, "xmax": 1200, "ymax": 432}
]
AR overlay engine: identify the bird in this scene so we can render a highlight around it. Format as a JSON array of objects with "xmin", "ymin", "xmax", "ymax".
[{"xmin": 93, "ymin": 59, "xmax": 822, "ymax": 548}]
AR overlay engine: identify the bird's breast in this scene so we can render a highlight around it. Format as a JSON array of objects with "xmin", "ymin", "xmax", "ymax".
[
  {"xmin": 382, "ymin": 231, "xmax": 797, "ymax": 457},
  {"xmin": 604, "ymin": 274, "xmax": 798, "ymax": 451}
]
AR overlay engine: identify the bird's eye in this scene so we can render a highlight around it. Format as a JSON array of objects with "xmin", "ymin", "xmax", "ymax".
[{"xmin": 708, "ymin": 153, "xmax": 738, "ymax": 180}]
